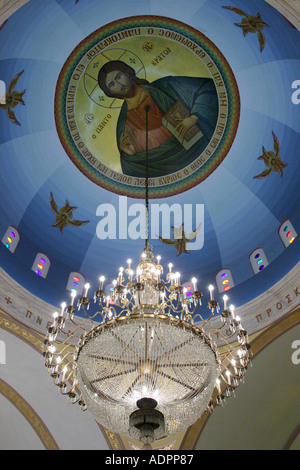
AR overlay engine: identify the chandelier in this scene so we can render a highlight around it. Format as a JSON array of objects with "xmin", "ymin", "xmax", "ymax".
[{"xmin": 44, "ymin": 106, "xmax": 251, "ymax": 449}]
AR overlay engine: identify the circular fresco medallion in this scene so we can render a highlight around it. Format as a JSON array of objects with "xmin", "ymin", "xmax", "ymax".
[{"xmin": 55, "ymin": 16, "xmax": 240, "ymax": 199}]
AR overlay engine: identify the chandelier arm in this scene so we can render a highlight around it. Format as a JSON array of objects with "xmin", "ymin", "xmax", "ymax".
[
  {"xmin": 207, "ymin": 326, "xmax": 237, "ymax": 343},
  {"xmin": 47, "ymin": 360, "xmax": 76, "ymax": 388},
  {"xmin": 58, "ymin": 329, "xmax": 90, "ymax": 345},
  {"xmin": 192, "ymin": 311, "xmax": 215, "ymax": 330},
  {"xmin": 191, "ymin": 313, "xmax": 209, "ymax": 326},
  {"xmin": 208, "ymin": 394, "xmax": 224, "ymax": 407},
  {"xmin": 48, "ymin": 349, "xmax": 75, "ymax": 366},
  {"xmin": 66, "ymin": 314, "xmax": 97, "ymax": 330},
  {"xmin": 106, "ymin": 305, "xmax": 119, "ymax": 318},
  {"xmin": 55, "ymin": 370, "xmax": 76, "ymax": 393},
  {"xmin": 79, "ymin": 304, "xmax": 102, "ymax": 321},
  {"xmin": 222, "ymin": 352, "xmax": 251, "ymax": 372},
  {"xmin": 187, "ymin": 300, "xmax": 201, "ymax": 316},
  {"xmin": 223, "ymin": 364, "xmax": 248, "ymax": 379},
  {"xmin": 218, "ymin": 372, "xmax": 237, "ymax": 391},
  {"xmin": 119, "ymin": 306, "xmax": 135, "ymax": 316}
]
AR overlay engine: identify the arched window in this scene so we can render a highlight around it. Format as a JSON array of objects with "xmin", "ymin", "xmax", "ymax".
[
  {"xmin": 215, "ymin": 269, "xmax": 234, "ymax": 293},
  {"xmin": 278, "ymin": 219, "xmax": 297, "ymax": 248},
  {"xmin": 66, "ymin": 272, "xmax": 86, "ymax": 296},
  {"xmin": 1, "ymin": 225, "xmax": 20, "ymax": 253},
  {"xmin": 31, "ymin": 253, "xmax": 51, "ymax": 279},
  {"xmin": 249, "ymin": 248, "xmax": 268, "ymax": 274}
]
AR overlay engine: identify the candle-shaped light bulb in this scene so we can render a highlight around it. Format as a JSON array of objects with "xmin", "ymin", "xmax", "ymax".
[
  {"xmin": 223, "ymin": 294, "xmax": 228, "ymax": 311},
  {"xmin": 70, "ymin": 290, "xmax": 76, "ymax": 306},
  {"xmin": 112, "ymin": 279, "xmax": 117, "ymax": 287},
  {"xmin": 62, "ymin": 366, "xmax": 68, "ymax": 383},
  {"xmin": 157, "ymin": 255, "xmax": 161, "ymax": 264},
  {"xmin": 84, "ymin": 283, "xmax": 90, "ymax": 297},
  {"xmin": 192, "ymin": 277, "xmax": 197, "ymax": 291},
  {"xmin": 175, "ymin": 272, "xmax": 180, "ymax": 286},
  {"xmin": 208, "ymin": 284, "xmax": 214, "ymax": 300},
  {"xmin": 230, "ymin": 304, "xmax": 235, "ymax": 320},
  {"xmin": 60, "ymin": 302, "xmax": 66, "ymax": 317},
  {"xmin": 137, "ymin": 268, "xmax": 142, "ymax": 283},
  {"xmin": 99, "ymin": 276, "xmax": 105, "ymax": 290},
  {"xmin": 168, "ymin": 263, "xmax": 173, "ymax": 273},
  {"xmin": 127, "ymin": 259, "xmax": 132, "ymax": 269}
]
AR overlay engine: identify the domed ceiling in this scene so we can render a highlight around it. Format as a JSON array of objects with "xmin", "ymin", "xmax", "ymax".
[{"xmin": 0, "ymin": 0, "xmax": 299, "ymax": 311}]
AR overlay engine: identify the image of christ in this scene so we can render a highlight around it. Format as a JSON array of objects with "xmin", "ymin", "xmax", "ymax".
[{"xmin": 98, "ymin": 60, "xmax": 219, "ymax": 178}]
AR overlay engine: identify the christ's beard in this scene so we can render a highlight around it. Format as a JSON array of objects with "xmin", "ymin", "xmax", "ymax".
[{"xmin": 119, "ymin": 83, "xmax": 138, "ymax": 99}]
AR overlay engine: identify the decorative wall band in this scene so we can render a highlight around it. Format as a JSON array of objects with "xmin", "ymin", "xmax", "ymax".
[{"xmin": 0, "ymin": 378, "xmax": 59, "ymax": 450}]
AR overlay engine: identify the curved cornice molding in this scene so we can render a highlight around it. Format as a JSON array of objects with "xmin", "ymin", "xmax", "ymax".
[
  {"xmin": 283, "ymin": 424, "xmax": 300, "ymax": 450},
  {"xmin": 266, "ymin": 0, "xmax": 300, "ymax": 30},
  {"xmin": 0, "ymin": 0, "xmax": 29, "ymax": 25},
  {"xmin": 0, "ymin": 307, "xmax": 44, "ymax": 352},
  {"xmin": 0, "ymin": 377, "xmax": 59, "ymax": 450}
]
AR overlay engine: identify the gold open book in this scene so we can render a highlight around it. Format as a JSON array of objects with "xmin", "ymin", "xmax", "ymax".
[{"xmin": 162, "ymin": 100, "xmax": 203, "ymax": 150}]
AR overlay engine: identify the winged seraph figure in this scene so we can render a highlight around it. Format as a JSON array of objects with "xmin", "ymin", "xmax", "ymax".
[
  {"xmin": 50, "ymin": 192, "xmax": 89, "ymax": 233},
  {"xmin": 253, "ymin": 132, "xmax": 288, "ymax": 180},
  {"xmin": 222, "ymin": 6, "xmax": 269, "ymax": 52},
  {"xmin": 0, "ymin": 70, "xmax": 26, "ymax": 126},
  {"xmin": 158, "ymin": 223, "xmax": 201, "ymax": 256}
]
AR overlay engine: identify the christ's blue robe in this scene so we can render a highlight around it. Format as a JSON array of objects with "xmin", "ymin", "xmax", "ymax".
[{"xmin": 116, "ymin": 76, "xmax": 219, "ymax": 178}]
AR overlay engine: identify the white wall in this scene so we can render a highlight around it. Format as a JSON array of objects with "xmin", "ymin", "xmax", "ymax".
[{"xmin": 0, "ymin": 328, "xmax": 109, "ymax": 450}]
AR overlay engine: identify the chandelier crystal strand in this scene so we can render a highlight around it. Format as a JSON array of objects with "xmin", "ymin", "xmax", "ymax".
[{"xmin": 44, "ymin": 106, "xmax": 251, "ymax": 448}]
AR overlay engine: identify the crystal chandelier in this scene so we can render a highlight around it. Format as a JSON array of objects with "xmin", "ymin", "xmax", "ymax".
[{"xmin": 44, "ymin": 107, "xmax": 251, "ymax": 449}]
